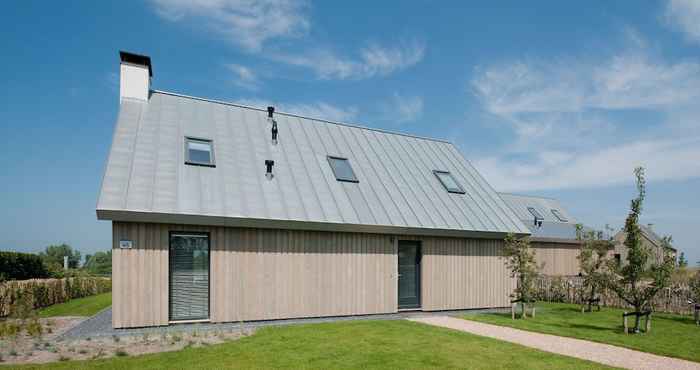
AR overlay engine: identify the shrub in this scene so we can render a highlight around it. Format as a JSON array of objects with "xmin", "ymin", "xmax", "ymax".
[
  {"xmin": 115, "ymin": 349, "xmax": 128, "ymax": 357},
  {"xmin": 0, "ymin": 252, "xmax": 48, "ymax": 281},
  {"xmin": 0, "ymin": 321, "xmax": 21, "ymax": 337},
  {"xmin": 0, "ymin": 277, "xmax": 111, "ymax": 317},
  {"xmin": 26, "ymin": 318, "xmax": 43, "ymax": 337}
]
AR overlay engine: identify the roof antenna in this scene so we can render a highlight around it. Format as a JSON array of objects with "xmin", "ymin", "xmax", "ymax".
[
  {"xmin": 265, "ymin": 160, "xmax": 275, "ymax": 180},
  {"xmin": 268, "ymin": 106, "xmax": 278, "ymax": 145}
]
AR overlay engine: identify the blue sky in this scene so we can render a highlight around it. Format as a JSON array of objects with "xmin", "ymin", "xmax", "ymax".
[{"xmin": 1, "ymin": 1, "xmax": 699, "ymax": 264}]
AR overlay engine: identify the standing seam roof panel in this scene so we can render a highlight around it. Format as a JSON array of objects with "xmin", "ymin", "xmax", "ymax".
[
  {"xmin": 412, "ymin": 138, "xmax": 487, "ymax": 231},
  {"xmin": 444, "ymin": 144, "xmax": 528, "ymax": 233},
  {"xmin": 404, "ymin": 138, "xmax": 474, "ymax": 228}
]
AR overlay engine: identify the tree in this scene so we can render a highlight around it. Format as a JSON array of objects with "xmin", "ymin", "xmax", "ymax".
[
  {"xmin": 605, "ymin": 167, "xmax": 675, "ymax": 333},
  {"xmin": 576, "ymin": 224, "xmax": 614, "ymax": 312},
  {"xmin": 39, "ymin": 243, "xmax": 81, "ymax": 271},
  {"xmin": 83, "ymin": 250, "xmax": 112, "ymax": 276},
  {"xmin": 677, "ymin": 252, "xmax": 688, "ymax": 268},
  {"xmin": 503, "ymin": 233, "xmax": 540, "ymax": 319}
]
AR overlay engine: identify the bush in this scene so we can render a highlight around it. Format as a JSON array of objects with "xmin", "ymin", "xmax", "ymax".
[
  {"xmin": 0, "ymin": 277, "xmax": 111, "ymax": 317},
  {"xmin": 0, "ymin": 321, "xmax": 21, "ymax": 337},
  {"xmin": 0, "ymin": 252, "xmax": 49, "ymax": 281}
]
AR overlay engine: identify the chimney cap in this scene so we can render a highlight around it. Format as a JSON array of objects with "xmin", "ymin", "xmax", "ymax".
[{"xmin": 120, "ymin": 51, "xmax": 152, "ymax": 77}]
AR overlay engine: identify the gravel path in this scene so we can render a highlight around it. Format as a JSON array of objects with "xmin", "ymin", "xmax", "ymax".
[{"xmin": 410, "ymin": 316, "xmax": 700, "ymax": 370}]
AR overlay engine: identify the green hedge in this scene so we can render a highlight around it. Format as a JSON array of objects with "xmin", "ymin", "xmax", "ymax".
[
  {"xmin": 0, "ymin": 251, "xmax": 49, "ymax": 281},
  {"xmin": 0, "ymin": 277, "xmax": 111, "ymax": 317}
]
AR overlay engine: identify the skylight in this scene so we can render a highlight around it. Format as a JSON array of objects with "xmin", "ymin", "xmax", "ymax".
[
  {"xmin": 327, "ymin": 156, "xmax": 358, "ymax": 183},
  {"xmin": 527, "ymin": 207, "xmax": 544, "ymax": 221},
  {"xmin": 551, "ymin": 209, "xmax": 568, "ymax": 222},
  {"xmin": 433, "ymin": 170, "xmax": 465, "ymax": 194},
  {"xmin": 185, "ymin": 137, "xmax": 215, "ymax": 167}
]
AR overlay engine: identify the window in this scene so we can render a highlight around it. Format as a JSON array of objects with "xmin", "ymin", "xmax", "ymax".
[
  {"xmin": 327, "ymin": 156, "xmax": 358, "ymax": 183},
  {"xmin": 527, "ymin": 207, "xmax": 544, "ymax": 221},
  {"xmin": 433, "ymin": 170, "xmax": 465, "ymax": 194},
  {"xmin": 185, "ymin": 137, "xmax": 215, "ymax": 167},
  {"xmin": 551, "ymin": 209, "xmax": 568, "ymax": 222}
]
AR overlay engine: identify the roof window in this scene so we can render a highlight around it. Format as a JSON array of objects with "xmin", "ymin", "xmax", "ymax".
[
  {"xmin": 327, "ymin": 156, "xmax": 358, "ymax": 183},
  {"xmin": 527, "ymin": 207, "xmax": 544, "ymax": 221},
  {"xmin": 185, "ymin": 137, "xmax": 215, "ymax": 167},
  {"xmin": 551, "ymin": 209, "xmax": 568, "ymax": 222},
  {"xmin": 433, "ymin": 170, "xmax": 465, "ymax": 194}
]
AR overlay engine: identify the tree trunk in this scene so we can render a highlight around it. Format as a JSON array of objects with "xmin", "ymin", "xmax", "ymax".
[{"xmin": 633, "ymin": 312, "xmax": 641, "ymax": 333}]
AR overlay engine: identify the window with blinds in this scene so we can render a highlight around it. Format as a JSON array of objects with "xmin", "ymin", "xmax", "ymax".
[{"xmin": 169, "ymin": 233, "xmax": 210, "ymax": 321}]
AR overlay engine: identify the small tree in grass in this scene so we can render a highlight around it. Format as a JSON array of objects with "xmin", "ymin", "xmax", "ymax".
[
  {"xmin": 678, "ymin": 252, "xmax": 688, "ymax": 268},
  {"xmin": 503, "ymin": 233, "xmax": 540, "ymax": 319},
  {"xmin": 605, "ymin": 167, "xmax": 675, "ymax": 333},
  {"xmin": 576, "ymin": 224, "xmax": 614, "ymax": 312},
  {"xmin": 690, "ymin": 273, "xmax": 700, "ymax": 325}
]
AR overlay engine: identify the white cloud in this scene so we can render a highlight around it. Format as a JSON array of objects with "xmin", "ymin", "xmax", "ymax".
[
  {"xmin": 272, "ymin": 40, "xmax": 425, "ymax": 80},
  {"xmin": 236, "ymin": 98, "xmax": 358, "ymax": 122},
  {"xmin": 469, "ymin": 33, "xmax": 700, "ymax": 192},
  {"xmin": 664, "ymin": 0, "xmax": 700, "ymax": 44},
  {"xmin": 150, "ymin": 0, "xmax": 309, "ymax": 52},
  {"xmin": 225, "ymin": 63, "xmax": 259, "ymax": 90},
  {"xmin": 383, "ymin": 93, "xmax": 423, "ymax": 123},
  {"xmin": 474, "ymin": 137, "xmax": 700, "ymax": 192}
]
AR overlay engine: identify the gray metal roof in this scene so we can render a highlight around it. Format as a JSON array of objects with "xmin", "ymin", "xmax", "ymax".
[
  {"xmin": 499, "ymin": 193, "xmax": 579, "ymax": 241},
  {"xmin": 97, "ymin": 91, "xmax": 530, "ymax": 237}
]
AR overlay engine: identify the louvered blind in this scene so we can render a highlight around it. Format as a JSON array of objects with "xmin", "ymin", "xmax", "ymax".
[{"xmin": 169, "ymin": 234, "xmax": 209, "ymax": 321}]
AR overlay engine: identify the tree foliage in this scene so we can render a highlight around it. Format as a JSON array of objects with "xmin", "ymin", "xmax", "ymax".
[
  {"xmin": 39, "ymin": 244, "xmax": 81, "ymax": 273},
  {"xmin": 677, "ymin": 252, "xmax": 688, "ymax": 268},
  {"xmin": 83, "ymin": 250, "xmax": 112, "ymax": 276},
  {"xmin": 604, "ymin": 167, "xmax": 675, "ymax": 333},
  {"xmin": 576, "ymin": 224, "xmax": 614, "ymax": 312},
  {"xmin": 503, "ymin": 234, "xmax": 540, "ymax": 305}
]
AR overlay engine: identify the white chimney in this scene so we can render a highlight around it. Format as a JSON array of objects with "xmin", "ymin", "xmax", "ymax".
[{"xmin": 119, "ymin": 51, "xmax": 152, "ymax": 102}]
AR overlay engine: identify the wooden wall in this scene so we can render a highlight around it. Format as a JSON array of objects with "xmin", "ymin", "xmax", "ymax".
[
  {"xmin": 419, "ymin": 237, "xmax": 515, "ymax": 310},
  {"xmin": 112, "ymin": 222, "xmax": 514, "ymax": 328},
  {"xmin": 531, "ymin": 242, "xmax": 581, "ymax": 276}
]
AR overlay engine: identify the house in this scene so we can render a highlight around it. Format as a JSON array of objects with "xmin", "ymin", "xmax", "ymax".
[
  {"xmin": 97, "ymin": 52, "xmax": 530, "ymax": 329},
  {"xmin": 611, "ymin": 224, "xmax": 676, "ymax": 267},
  {"xmin": 499, "ymin": 193, "xmax": 583, "ymax": 276}
]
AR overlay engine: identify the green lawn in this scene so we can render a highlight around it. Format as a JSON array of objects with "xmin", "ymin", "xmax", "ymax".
[
  {"xmin": 10, "ymin": 320, "xmax": 612, "ymax": 369},
  {"xmin": 464, "ymin": 302, "xmax": 700, "ymax": 363},
  {"xmin": 38, "ymin": 293, "xmax": 111, "ymax": 318}
]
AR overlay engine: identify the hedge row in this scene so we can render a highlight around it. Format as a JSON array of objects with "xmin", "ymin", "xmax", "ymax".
[
  {"xmin": 0, "ymin": 251, "xmax": 49, "ymax": 281},
  {"xmin": 0, "ymin": 277, "xmax": 111, "ymax": 317}
]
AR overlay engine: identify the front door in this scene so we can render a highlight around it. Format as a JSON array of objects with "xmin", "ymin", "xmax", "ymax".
[
  {"xmin": 169, "ymin": 233, "xmax": 210, "ymax": 321},
  {"xmin": 398, "ymin": 241, "xmax": 421, "ymax": 309}
]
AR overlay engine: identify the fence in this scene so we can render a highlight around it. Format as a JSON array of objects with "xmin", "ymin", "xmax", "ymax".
[
  {"xmin": 535, "ymin": 276, "xmax": 695, "ymax": 315},
  {"xmin": 0, "ymin": 277, "xmax": 112, "ymax": 317}
]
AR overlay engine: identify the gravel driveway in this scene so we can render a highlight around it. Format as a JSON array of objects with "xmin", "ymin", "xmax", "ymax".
[{"xmin": 410, "ymin": 316, "xmax": 700, "ymax": 370}]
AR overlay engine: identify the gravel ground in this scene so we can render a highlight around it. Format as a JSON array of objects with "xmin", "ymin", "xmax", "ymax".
[
  {"xmin": 58, "ymin": 307, "xmax": 508, "ymax": 341},
  {"xmin": 410, "ymin": 316, "xmax": 700, "ymax": 370}
]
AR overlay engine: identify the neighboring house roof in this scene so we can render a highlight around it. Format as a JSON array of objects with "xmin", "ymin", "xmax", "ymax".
[
  {"xmin": 97, "ymin": 90, "xmax": 530, "ymax": 238},
  {"xmin": 614, "ymin": 225, "xmax": 676, "ymax": 252},
  {"xmin": 499, "ymin": 193, "xmax": 582, "ymax": 243}
]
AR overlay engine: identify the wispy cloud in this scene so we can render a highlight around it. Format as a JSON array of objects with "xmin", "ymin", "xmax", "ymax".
[
  {"xmin": 225, "ymin": 63, "xmax": 259, "ymax": 90},
  {"xmin": 272, "ymin": 40, "xmax": 425, "ymax": 80},
  {"xmin": 150, "ymin": 0, "xmax": 309, "ymax": 52},
  {"xmin": 382, "ymin": 93, "xmax": 423, "ymax": 124},
  {"xmin": 236, "ymin": 98, "xmax": 358, "ymax": 122},
  {"xmin": 664, "ymin": 0, "xmax": 700, "ymax": 44},
  {"xmin": 469, "ymin": 32, "xmax": 700, "ymax": 192}
]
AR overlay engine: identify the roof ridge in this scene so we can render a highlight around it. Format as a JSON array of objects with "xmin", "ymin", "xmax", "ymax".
[{"xmin": 151, "ymin": 89, "xmax": 453, "ymax": 144}]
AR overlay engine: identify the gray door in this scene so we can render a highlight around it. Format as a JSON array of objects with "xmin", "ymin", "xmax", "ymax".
[
  {"xmin": 169, "ymin": 233, "xmax": 210, "ymax": 321},
  {"xmin": 398, "ymin": 241, "xmax": 421, "ymax": 309}
]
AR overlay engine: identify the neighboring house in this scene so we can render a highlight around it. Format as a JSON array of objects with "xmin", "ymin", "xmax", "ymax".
[
  {"xmin": 611, "ymin": 224, "xmax": 676, "ymax": 267},
  {"xmin": 97, "ymin": 52, "xmax": 531, "ymax": 329},
  {"xmin": 499, "ymin": 193, "xmax": 584, "ymax": 276}
]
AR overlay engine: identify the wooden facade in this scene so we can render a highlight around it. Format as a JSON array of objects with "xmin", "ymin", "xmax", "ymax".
[
  {"xmin": 112, "ymin": 221, "xmax": 515, "ymax": 328},
  {"xmin": 531, "ymin": 241, "xmax": 581, "ymax": 276}
]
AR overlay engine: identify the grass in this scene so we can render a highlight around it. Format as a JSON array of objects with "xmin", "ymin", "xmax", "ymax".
[
  {"xmin": 37, "ymin": 293, "xmax": 111, "ymax": 318},
  {"xmin": 7, "ymin": 320, "xmax": 613, "ymax": 369},
  {"xmin": 464, "ymin": 302, "xmax": 700, "ymax": 363}
]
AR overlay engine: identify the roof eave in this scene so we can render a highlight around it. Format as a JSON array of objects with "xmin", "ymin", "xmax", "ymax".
[{"xmin": 97, "ymin": 209, "xmax": 529, "ymax": 240}]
